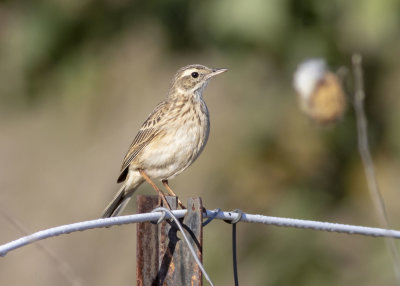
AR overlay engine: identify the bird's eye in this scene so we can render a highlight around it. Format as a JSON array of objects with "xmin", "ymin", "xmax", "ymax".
[{"xmin": 191, "ymin": 72, "xmax": 199, "ymax": 78}]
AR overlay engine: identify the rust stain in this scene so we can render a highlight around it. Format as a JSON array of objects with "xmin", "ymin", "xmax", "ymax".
[{"xmin": 191, "ymin": 274, "xmax": 200, "ymax": 286}]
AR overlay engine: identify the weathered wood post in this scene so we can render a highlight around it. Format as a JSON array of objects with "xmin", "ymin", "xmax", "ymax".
[{"xmin": 137, "ymin": 195, "xmax": 203, "ymax": 286}]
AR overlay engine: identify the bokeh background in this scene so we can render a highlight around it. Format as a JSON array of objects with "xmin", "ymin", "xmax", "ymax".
[{"xmin": 1, "ymin": 0, "xmax": 400, "ymax": 285}]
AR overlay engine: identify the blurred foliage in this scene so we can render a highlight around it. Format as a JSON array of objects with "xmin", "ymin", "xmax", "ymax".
[{"xmin": 1, "ymin": 0, "xmax": 400, "ymax": 285}]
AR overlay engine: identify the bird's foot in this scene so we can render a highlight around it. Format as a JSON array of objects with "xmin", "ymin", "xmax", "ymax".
[{"xmin": 162, "ymin": 180, "xmax": 186, "ymax": 209}]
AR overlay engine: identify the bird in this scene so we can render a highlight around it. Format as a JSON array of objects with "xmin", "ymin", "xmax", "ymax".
[{"xmin": 101, "ymin": 64, "xmax": 227, "ymax": 218}]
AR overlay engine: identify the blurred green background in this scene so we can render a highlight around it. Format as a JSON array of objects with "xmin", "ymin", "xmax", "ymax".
[{"xmin": 1, "ymin": 0, "xmax": 400, "ymax": 285}]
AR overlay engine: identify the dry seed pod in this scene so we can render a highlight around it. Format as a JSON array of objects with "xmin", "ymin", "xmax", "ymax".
[{"xmin": 293, "ymin": 59, "xmax": 346, "ymax": 125}]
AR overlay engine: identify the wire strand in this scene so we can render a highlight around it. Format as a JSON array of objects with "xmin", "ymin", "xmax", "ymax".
[
  {"xmin": 232, "ymin": 223, "xmax": 239, "ymax": 286},
  {"xmin": 222, "ymin": 209, "xmax": 243, "ymax": 286},
  {"xmin": 0, "ymin": 206, "xmax": 83, "ymax": 285},
  {"xmin": 2, "ymin": 209, "xmax": 400, "ymax": 257}
]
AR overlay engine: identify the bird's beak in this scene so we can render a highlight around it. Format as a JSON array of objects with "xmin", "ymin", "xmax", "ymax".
[{"xmin": 206, "ymin": 68, "xmax": 228, "ymax": 79}]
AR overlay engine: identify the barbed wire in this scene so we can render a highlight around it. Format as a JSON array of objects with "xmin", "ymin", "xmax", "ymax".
[{"xmin": 1, "ymin": 208, "xmax": 400, "ymax": 257}]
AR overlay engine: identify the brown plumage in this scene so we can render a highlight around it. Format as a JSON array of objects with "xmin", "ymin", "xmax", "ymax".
[{"xmin": 101, "ymin": 64, "xmax": 227, "ymax": 218}]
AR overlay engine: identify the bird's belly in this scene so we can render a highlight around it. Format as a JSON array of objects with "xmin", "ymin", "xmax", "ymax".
[{"xmin": 139, "ymin": 121, "xmax": 207, "ymax": 180}]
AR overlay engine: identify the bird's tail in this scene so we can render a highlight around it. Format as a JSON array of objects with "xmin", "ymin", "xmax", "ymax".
[{"xmin": 101, "ymin": 182, "xmax": 142, "ymax": 218}]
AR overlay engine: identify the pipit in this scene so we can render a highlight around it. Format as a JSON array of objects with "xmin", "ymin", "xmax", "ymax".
[{"xmin": 101, "ymin": 64, "xmax": 227, "ymax": 218}]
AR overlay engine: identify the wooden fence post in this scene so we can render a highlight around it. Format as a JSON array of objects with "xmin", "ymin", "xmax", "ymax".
[{"xmin": 137, "ymin": 195, "xmax": 203, "ymax": 286}]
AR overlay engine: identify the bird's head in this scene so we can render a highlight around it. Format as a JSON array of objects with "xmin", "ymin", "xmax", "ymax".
[{"xmin": 169, "ymin": 64, "xmax": 227, "ymax": 99}]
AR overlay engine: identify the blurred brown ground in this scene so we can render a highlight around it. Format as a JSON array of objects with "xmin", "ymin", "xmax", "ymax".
[{"xmin": 1, "ymin": 1, "xmax": 400, "ymax": 285}]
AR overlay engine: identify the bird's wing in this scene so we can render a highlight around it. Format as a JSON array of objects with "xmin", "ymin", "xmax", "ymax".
[{"xmin": 118, "ymin": 101, "xmax": 167, "ymax": 182}]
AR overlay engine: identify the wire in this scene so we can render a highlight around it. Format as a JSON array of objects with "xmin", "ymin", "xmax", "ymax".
[
  {"xmin": 2, "ymin": 209, "xmax": 400, "ymax": 257},
  {"xmin": 232, "ymin": 223, "xmax": 239, "ymax": 286},
  {"xmin": 0, "ymin": 206, "xmax": 83, "ymax": 286},
  {"xmin": 151, "ymin": 207, "xmax": 214, "ymax": 286},
  {"xmin": 222, "ymin": 209, "xmax": 243, "ymax": 286},
  {"xmin": 206, "ymin": 209, "xmax": 400, "ymax": 238},
  {"xmin": 0, "ymin": 210, "xmax": 186, "ymax": 256},
  {"xmin": 202, "ymin": 207, "xmax": 241, "ymax": 285},
  {"xmin": 202, "ymin": 208, "xmax": 221, "ymax": 227}
]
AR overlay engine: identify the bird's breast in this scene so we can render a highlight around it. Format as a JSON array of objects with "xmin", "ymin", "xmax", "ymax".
[{"xmin": 138, "ymin": 99, "xmax": 210, "ymax": 180}]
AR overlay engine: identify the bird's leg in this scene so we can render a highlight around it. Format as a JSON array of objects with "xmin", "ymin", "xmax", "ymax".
[
  {"xmin": 139, "ymin": 169, "xmax": 171, "ymax": 210},
  {"xmin": 162, "ymin": 180, "xmax": 186, "ymax": 209}
]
